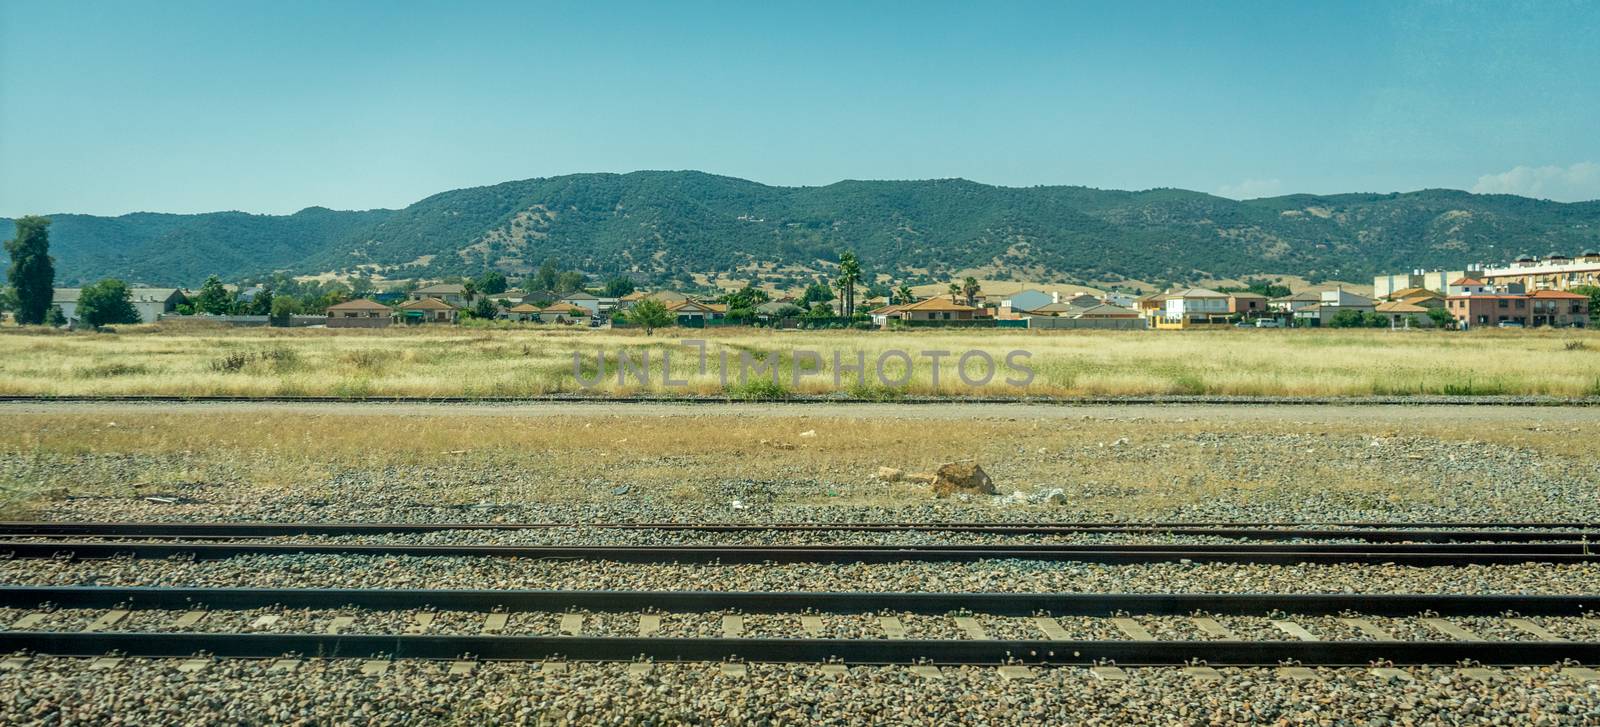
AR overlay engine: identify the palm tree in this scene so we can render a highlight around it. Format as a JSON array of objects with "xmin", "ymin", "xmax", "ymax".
[
  {"xmin": 896, "ymin": 283, "xmax": 914, "ymax": 305},
  {"xmin": 947, "ymin": 283, "xmax": 961, "ymax": 303},
  {"xmin": 835, "ymin": 251, "xmax": 862, "ymax": 317},
  {"xmin": 961, "ymin": 277, "xmax": 981, "ymax": 306}
]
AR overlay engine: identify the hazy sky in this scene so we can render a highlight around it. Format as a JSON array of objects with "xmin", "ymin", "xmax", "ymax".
[{"xmin": 3, "ymin": 0, "xmax": 1599, "ymax": 217}]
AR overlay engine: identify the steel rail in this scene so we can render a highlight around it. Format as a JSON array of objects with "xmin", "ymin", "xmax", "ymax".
[
  {"xmin": 4, "ymin": 540, "xmax": 1599, "ymax": 564},
  {"xmin": 1, "ymin": 631, "xmax": 1596, "ymax": 666},
  {"xmin": 3, "ymin": 586, "xmax": 1596, "ymax": 616},
  {"xmin": 0, "ymin": 521, "xmax": 1595, "ymax": 543}
]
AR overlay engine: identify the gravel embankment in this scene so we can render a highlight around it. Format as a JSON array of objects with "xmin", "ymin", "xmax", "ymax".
[
  {"xmin": 2, "ymin": 658, "xmax": 1597, "ymax": 725},
  {"xmin": 15, "ymin": 607, "xmax": 1600, "ymax": 641},
  {"xmin": 4, "ymin": 556, "xmax": 1599, "ymax": 594}
]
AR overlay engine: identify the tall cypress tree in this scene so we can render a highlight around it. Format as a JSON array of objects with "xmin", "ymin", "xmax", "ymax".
[{"xmin": 4, "ymin": 216, "xmax": 54, "ymax": 325}]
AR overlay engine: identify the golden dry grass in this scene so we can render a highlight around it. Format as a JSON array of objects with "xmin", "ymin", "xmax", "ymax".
[
  {"xmin": 0, "ymin": 324, "xmax": 1597, "ymax": 398},
  {"xmin": 1, "ymin": 408, "xmax": 1592, "ymax": 518}
]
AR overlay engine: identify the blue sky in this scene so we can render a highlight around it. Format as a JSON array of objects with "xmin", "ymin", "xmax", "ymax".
[{"xmin": 2, "ymin": 0, "xmax": 1598, "ymax": 217}]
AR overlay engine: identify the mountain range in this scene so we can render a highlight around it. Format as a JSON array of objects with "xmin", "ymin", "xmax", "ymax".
[{"xmin": 5, "ymin": 171, "xmax": 1599, "ymax": 289}]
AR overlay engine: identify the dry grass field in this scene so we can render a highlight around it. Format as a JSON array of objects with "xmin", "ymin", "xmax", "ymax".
[
  {"xmin": 0, "ymin": 324, "xmax": 1597, "ymax": 398},
  {"xmin": 1, "ymin": 404, "xmax": 1595, "ymax": 521}
]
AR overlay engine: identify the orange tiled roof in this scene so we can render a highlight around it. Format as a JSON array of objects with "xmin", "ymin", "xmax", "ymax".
[
  {"xmin": 397, "ymin": 297, "xmax": 455, "ymax": 310},
  {"xmin": 898, "ymin": 297, "xmax": 977, "ymax": 312},
  {"xmin": 326, "ymin": 298, "xmax": 391, "ymax": 312}
]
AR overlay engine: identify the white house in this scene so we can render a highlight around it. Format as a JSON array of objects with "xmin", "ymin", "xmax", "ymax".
[
  {"xmin": 1447, "ymin": 277, "xmax": 1493, "ymax": 296},
  {"xmin": 52, "ymin": 287, "xmax": 185, "ymax": 325},
  {"xmin": 1163, "ymin": 288, "xmax": 1229, "ymax": 322}
]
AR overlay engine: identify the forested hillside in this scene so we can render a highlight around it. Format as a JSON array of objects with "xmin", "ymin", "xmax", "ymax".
[{"xmin": 6, "ymin": 171, "xmax": 1599, "ymax": 288}]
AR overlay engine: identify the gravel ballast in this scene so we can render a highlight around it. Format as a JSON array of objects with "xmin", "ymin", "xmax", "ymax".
[{"xmin": 2, "ymin": 658, "xmax": 1598, "ymax": 725}]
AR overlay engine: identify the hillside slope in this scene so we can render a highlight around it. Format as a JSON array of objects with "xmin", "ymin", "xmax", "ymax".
[{"xmin": 5, "ymin": 171, "xmax": 1599, "ymax": 287}]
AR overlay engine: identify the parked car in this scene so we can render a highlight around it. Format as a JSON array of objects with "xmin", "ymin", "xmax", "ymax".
[
  {"xmin": 1497, "ymin": 321, "xmax": 1524, "ymax": 328},
  {"xmin": 1254, "ymin": 319, "xmax": 1283, "ymax": 328}
]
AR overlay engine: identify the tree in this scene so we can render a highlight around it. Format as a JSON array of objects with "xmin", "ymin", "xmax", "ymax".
[
  {"xmin": 556, "ymin": 271, "xmax": 586, "ymax": 294},
  {"xmin": 45, "ymin": 306, "xmax": 66, "ymax": 327},
  {"xmin": 1427, "ymin": 307, "xmax": 1455, "ymax": 328},
  {"xmin": 534, "ymin": 257, "xmax": 560, "ymax": 292},
  {"xmin": 802, "ymin": 279, "xmax": 833, "ymax": 305},
  {"xmin": 247, "ymin": 288, "xmax": 274, "ymax": 316},
  {"xmin": 192, "ymin": 275, "xmax": 235, "ymax": 315},
  {"xmin": 896, "ymin": 284, "xmax": 914, "ymax": 305},
  {"xmin": 947, "ymin": 282, "xmax": 961, "ymax": 303},
  {"xmin": 604, "ymin": 276, "xmax": 636, "ymax": 298},
  {"xmin": 76, "ymin": 279, "xmax": 141, "ymax": 328},
  {"xmin": 473, "ymin": 296, "xmax": 498, "ymax": 320},
  {"xmin": 269, "ymin": 296, "xmax": 297, "ymax": 326},
  {"xmin": 4, "ymin": 216, "xmax": 54, "ymax": 325},
  {"xmin": 1573, "ymin": 285, "xmax": 1600, "ymax": 322},
  {"xmin": 475, "ymin": 271, "xmax": 509, "ymax": 295},
  {"xmin": 1328, "ymin": 309, "xmax": 1367, "ymax": 328},
  {"xmin": 721, "ymin": 283, "xmax": 769, "ymax": 311},
  {"xmin": 834, "ymin": 251, "xmax": 862, "ymax": 318},
  {"xmin": 961, "ymin": 276, "xmax": 981, "ymax": 307},
  {"xmin": 626, "ymin": 299, "xmax": 672, "ymax": 335}
]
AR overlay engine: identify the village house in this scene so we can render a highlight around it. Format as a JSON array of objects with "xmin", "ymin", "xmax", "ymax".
[
  {"xmin": 1383, "ymin": 287, "xmax": 1446, "ymax": 309},
  {"xmin": 539, "ymin": 303, "xmax": 586, "ymax": 324},
  {"xmin": 1269, "ymin": 290, "xmax": 1321, "ymax": 314},
  {"xmin": 868, "ymin": 303, "xmax": 905, "ymax": 327},
  {"xmin": 51, "ymin": 287, "xmax": 186, "ymax": 325},
  {"xmin": 1226, "ymin": 292, "xmax": 1268, "ymax": 317},
  {"xmin": 1293, "ymin": 288, "xmax": 1376, "ymax": 327},
  {"xmin": 324, "ymin": 298, "xmax": 393, "ymax": 328},
  {"xmin": 1135, "ymin": 292, "xmax": 1171, "ymax": 325},
  {"xmin": 1447, "ymin": 277, "xmax": 1493, "ymax": 296},
  {"xmin": 1528, "ymin": 290, "xmax": 1590, "ymax": 327},
  {"xmin": 1059, "ymin": 292, "xmax": 1101, "ymax": 308},
  {"xmin": 558, "ymin": 292, "xmax": 601, "ymax": 317},
  {"xmin": 396, "ymin": 297, "xmax": 458, "ymax": 324},
  {"xmin": 485, "ymin": 291, "xmax": 525, "ymax": 306},
  {"xmin": 1372, "ymin": 300, "xmax": 1434, "ymax": 327},
  {"xmin": 664, "ymin": 299, "xmax": 715, "ymax": 325},
  {"xmin": 505, "ymin": 303, "xmax": 540, "ymax": 322},
  {"xmin": 893, "ymin": 297, "xmax": 979, "ymax": 321},
  {"xmin": 1161, "ymin": 288, "xmax": 1230, "ymax": 326},
  {"xmin": 1017, "ymin": 301, "xmax": 1083, "ymax": 317},
  {"xmin": 408, "ymin": 284, "xmax": 471, "ymax": 307},
  {"xmin": 1447, "ymin": 288, "xmax": 1590, "ymax": 329},
  {"xmin": 1447, "ymin": 294, "xmax": 1529, "ymax": 328}
]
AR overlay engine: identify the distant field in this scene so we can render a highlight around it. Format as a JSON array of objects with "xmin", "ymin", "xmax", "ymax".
[{"xmin": 0, "ymin": 324, "xmax": 1596, "ymax": 399}]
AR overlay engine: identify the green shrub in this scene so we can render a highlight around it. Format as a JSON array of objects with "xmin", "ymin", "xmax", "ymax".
[{"xmin": 727, "ymin": 378, "xmax": 789, "ymax": 401}]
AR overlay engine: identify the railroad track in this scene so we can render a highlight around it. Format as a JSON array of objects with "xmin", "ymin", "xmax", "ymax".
[
  {"xmin": 3, "ymin": 539, "xmax": 1597, "ymax": 564},
  {"xmin": 4, "ymin": 587, "xmax": 1600, "ymax": 670},
  {"xmin": 2, "ymin": 521, "xmax": 1596, "ymax": 543}
]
